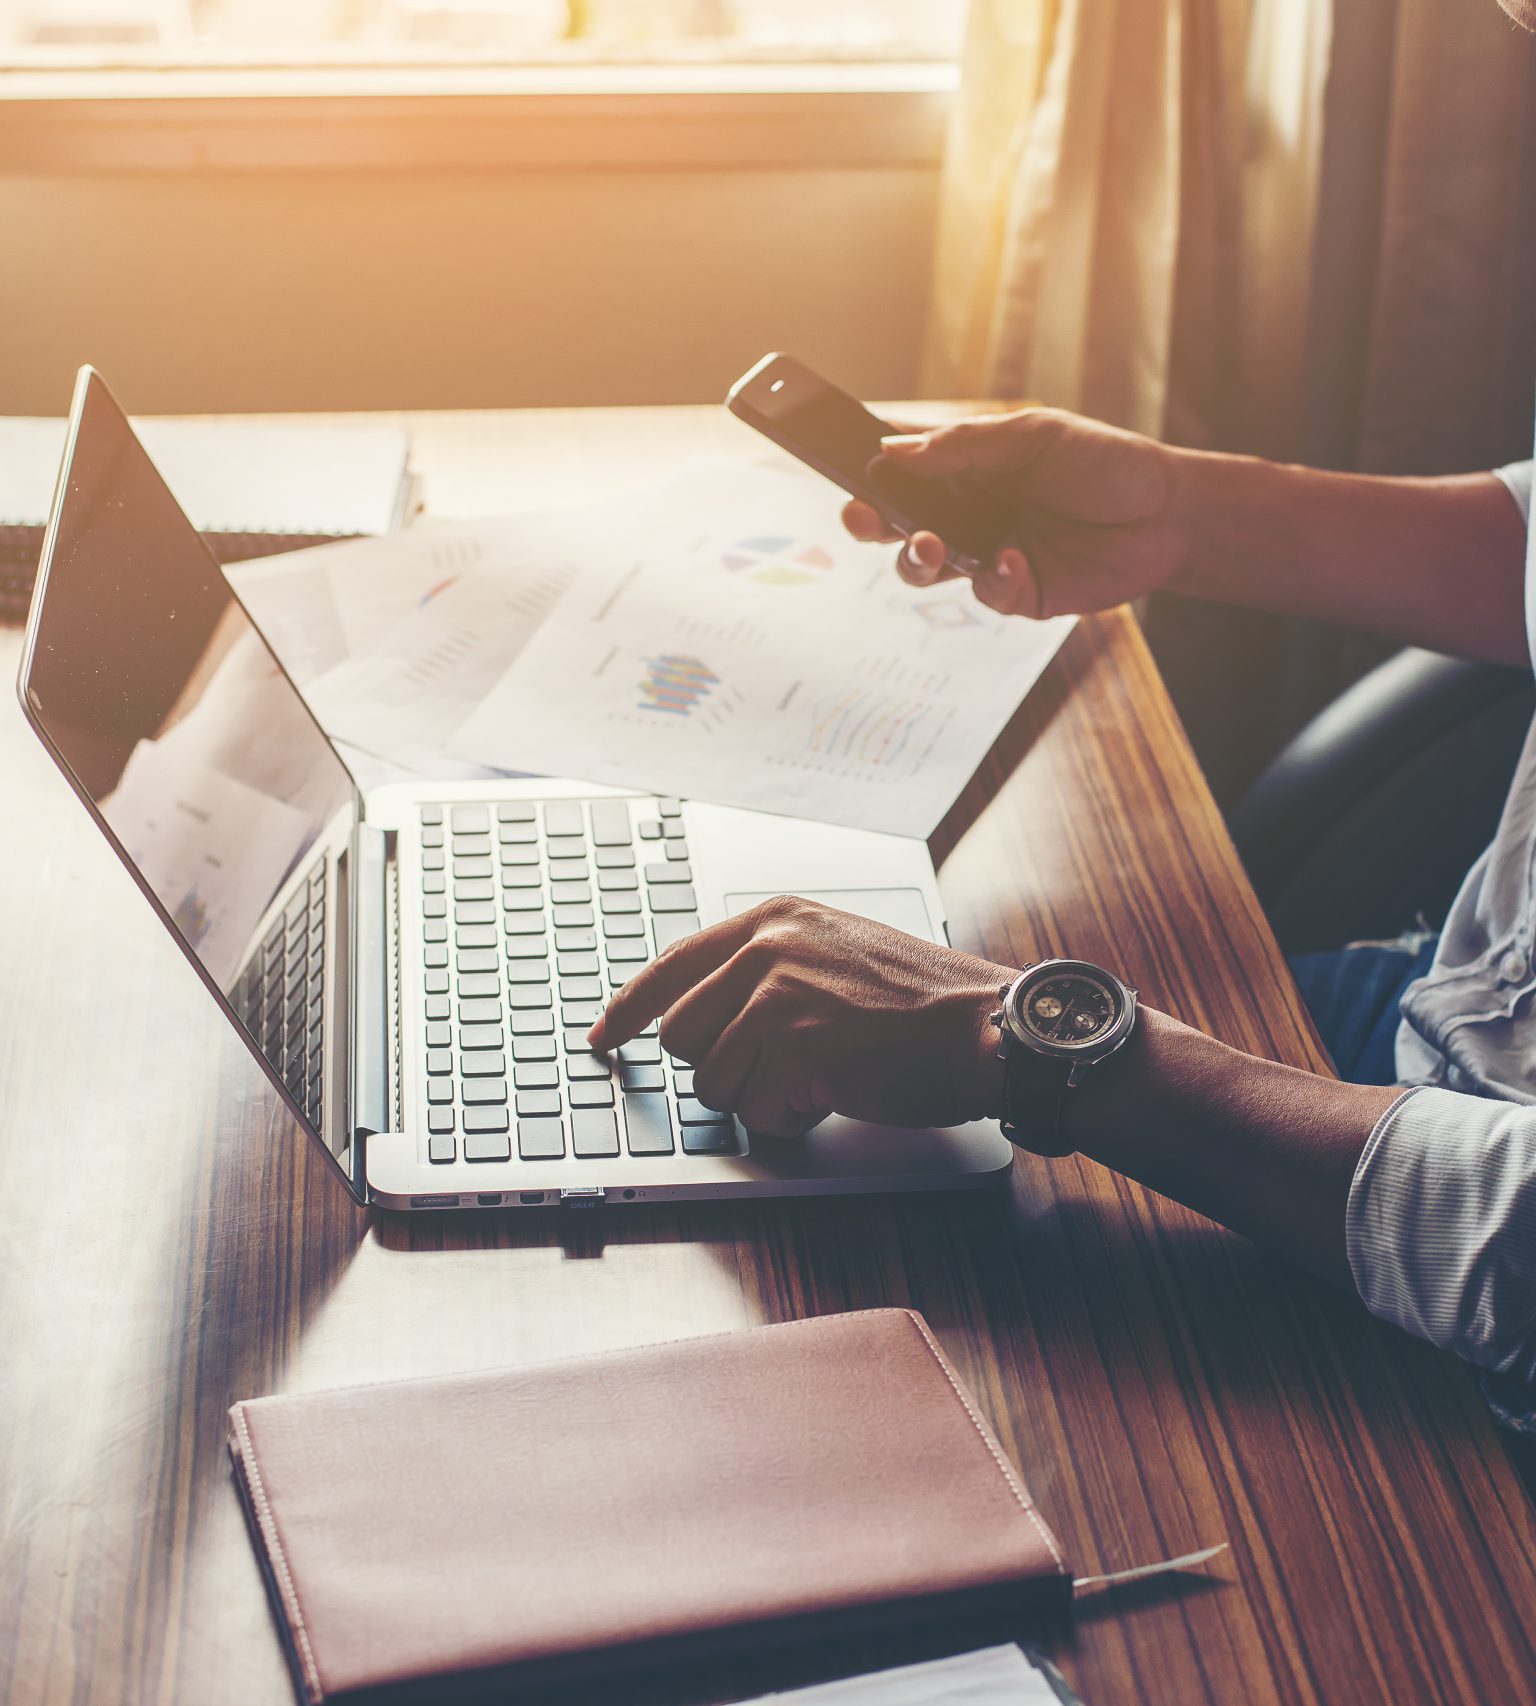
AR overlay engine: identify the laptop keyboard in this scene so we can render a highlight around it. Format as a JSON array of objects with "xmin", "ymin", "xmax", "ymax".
[
  {"xmin": 415, "ymin": 798, "xmax": 741, "ymax": 1167},
  {"xmin": 234, "ymin": 855, "xmax": 328, "ymax": 1129}
]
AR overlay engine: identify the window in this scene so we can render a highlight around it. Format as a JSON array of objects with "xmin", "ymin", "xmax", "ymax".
[{"xmin": 1, "ymin": 1, "xmax": 967, "ymax": 67}]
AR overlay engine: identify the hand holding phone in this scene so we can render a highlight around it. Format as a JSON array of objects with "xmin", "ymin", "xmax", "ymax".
[{"xmin": 725, "ymin": 354, "xmax": 1016, "ymax": 576}]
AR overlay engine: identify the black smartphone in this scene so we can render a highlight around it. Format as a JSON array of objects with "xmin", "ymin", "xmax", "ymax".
[{"xmin": 725, "ymin": 352, "xmax": 1016, "ymax": 573}]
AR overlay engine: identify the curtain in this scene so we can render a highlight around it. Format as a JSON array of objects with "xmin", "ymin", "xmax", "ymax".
[{"xmin": 926, "ymin": 0, "xmax": 1536, "ymax": 804}]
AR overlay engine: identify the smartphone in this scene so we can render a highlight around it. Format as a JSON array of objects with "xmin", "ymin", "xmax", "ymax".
[{"xmin": 725, "ymin": 352, "xmax": 1016, "ymax": 573}]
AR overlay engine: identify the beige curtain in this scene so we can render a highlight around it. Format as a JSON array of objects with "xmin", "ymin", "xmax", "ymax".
[{"xmin": 924, "ymin": 0, "xmax": 1536, "ymax": 475}]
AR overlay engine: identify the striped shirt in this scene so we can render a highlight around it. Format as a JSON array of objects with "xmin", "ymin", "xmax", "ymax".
[{"xmin": 1348, "ymin": 454, "xmax": 1536, "ymax": 1426}]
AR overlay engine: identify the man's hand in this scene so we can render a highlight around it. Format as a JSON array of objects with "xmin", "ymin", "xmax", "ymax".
[
  {"xmin": 842, "ymin": 407, "xmax": 1184, "ymax": 619},
  {"xmin": 586, "ymin": 898, "xmax": 1011, "ymax": 1138}
]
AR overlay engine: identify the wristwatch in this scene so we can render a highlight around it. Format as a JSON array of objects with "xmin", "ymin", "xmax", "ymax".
[{"xmin": 991, "ymin": 959, "xmax": 1138, "ymax": 1156}]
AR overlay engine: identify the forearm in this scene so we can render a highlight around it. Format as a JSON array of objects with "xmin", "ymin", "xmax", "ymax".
[
  {"xmin": 1168, "ymin": 451, "xmax": 1529, "ymax": 667},
  {"xmin": 1062, "ymin": 1010, "xmax": 1401, "ymax": 1287}
]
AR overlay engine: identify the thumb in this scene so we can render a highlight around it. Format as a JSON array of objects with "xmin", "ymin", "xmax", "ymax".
[{"xmin": 881, "ymin": 414, "xmax": 1047, "ymax": 478}]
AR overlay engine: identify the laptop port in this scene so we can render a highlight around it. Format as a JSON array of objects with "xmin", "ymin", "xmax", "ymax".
[
  {"xmin": 476, "ymin": 1192, "xmax": 501, "ymax": 1207},
  {"xmin": 409, "ymin": 1194, "xmax": 459, "ymax": 1210},
  {"xmin": 519, "ymin": 1191, "xmax": 545, "ymax": 1204},
  {"xmin": 559, "ymin": 1186, "xmax": 604, "ymax": 1207}
]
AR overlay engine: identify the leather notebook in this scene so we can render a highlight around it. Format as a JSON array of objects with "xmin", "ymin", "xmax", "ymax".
[{"xmin": 228, "ymin": 1308, "xmax": 1071, "ymax": 1704}]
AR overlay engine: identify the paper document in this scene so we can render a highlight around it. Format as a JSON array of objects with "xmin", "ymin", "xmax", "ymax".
[
  {"xmin": 449, "ymin": 461, "xmax": 1074, "ymax": 837},
  {"xmin": 231, "ymin": 518, "xmax": 577, "ymax": 779},
  {"xmin": 736, "ymin": 1645, "xmax": 1063, "ymax": 1705}
]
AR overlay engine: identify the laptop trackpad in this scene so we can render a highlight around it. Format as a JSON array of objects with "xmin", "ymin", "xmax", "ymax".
[{"xmin": 725, "ymin": 888, "xmax": 936, "ymax": 942}]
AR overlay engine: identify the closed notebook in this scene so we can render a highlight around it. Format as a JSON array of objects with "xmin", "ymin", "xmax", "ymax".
[{"xmin": 228, "ymin": 1308, "xmax": 1071, "ymax": 1704}]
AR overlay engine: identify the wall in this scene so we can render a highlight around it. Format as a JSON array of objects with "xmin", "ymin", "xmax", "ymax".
[{"xmin": 0, "ymin": 78, "xmax": 947, "ymax": 415}]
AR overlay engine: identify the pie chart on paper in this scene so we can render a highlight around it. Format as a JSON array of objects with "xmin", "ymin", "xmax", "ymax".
[{"xmin": 720, "ymin": 535, "xmax": 837, "ymax": 588}]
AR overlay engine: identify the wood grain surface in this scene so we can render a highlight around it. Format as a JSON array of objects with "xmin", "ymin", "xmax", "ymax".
[{"xmin": 2, "ymin": 405, "xmax": 1534, "ymax": 1706}]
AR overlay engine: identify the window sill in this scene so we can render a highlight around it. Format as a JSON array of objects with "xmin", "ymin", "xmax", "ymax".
[{"xmin": 0, "ymin": 60, "xmax": 956, "ymax": 172}]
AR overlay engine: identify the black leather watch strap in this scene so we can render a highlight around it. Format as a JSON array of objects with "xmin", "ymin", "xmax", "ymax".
[{"xmin": 998, "ymin": 1048, "xmax": 1076, "ymax": 1157}]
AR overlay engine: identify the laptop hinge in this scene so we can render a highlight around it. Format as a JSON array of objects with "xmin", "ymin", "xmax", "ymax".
[{"xmin": 349, "ymin": 822, "xmax": 391, "ymax": 1172}]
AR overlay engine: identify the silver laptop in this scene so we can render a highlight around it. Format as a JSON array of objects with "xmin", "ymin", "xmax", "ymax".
[{"xmin": 19, "ymin": 368, "xmax": 1013, "ymax": 1211}]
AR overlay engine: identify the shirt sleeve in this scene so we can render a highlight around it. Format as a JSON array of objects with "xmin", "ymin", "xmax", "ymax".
[
  {"xmin": 1494, "ymin": 459, "xmax": 1533, "ymax": 525},
  {"xmin": 1348, "ymin": 1087, "xmax": 1536, "ymax": 1402}
]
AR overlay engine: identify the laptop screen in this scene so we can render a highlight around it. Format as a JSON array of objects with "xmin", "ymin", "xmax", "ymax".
[{"xmin": 19, "ymin": 371, "xmax": 358, "ymax": 1114}]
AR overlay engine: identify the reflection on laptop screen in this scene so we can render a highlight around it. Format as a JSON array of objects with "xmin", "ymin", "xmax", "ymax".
[{"xmin": 19, "ymin": 372, "xmax": 357, "ymax": 1112}]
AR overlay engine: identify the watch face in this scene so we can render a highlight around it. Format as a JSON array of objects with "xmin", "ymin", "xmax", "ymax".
[{"xmin": 1017, "ymin": 967, "xmax": 1123, "ymax": 1050}]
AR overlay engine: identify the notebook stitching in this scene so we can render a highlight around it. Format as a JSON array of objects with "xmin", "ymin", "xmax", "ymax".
[
  {"xmin": 233, "ymin": 1406, "xmax": 325, "ymax": 1704},
  {"xmin": 902, "ymin": 1310, "xmax": 1066, "ymax": 1575}
]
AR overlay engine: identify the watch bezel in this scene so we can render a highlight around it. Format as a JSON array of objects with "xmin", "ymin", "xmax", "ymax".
[{"xmin": 1001, "ymin": 958, "xmax": 1138, "ymax": 1065}]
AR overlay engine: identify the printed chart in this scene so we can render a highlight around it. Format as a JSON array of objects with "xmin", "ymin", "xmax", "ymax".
[
  {"xmin": 721, "ymin": 535, "xmax": 836, "ymax": 588},
  {"xmin": 637, "ymin": 654, "xmax": 720, "ymax": 717}
]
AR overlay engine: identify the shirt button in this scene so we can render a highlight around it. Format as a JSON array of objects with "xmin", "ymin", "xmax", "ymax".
[{"xmin": 1500, "ymin": 949, "xmax": 1528, "ymax": 984}]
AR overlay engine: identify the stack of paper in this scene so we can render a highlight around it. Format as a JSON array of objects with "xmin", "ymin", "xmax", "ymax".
[{"xmin": 231, "ymin": 457, "xmax": 1075, "ymax": 838}]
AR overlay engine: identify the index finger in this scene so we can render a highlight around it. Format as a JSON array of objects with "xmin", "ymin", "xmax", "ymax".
[
  {"xmin": 841, "ymin": 498, "xmax": 901, "ymax": 544},
  {"xmin": 586, "ymin": 910, "xmax": 757, "ymax": 1051}
]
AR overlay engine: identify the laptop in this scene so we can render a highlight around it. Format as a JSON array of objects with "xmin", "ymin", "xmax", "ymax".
[{"xmin": 18, "ymin": 368, "xmax": 1014, "ymax": 1211}]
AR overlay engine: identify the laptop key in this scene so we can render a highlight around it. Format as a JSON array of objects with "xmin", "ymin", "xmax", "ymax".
[
  {"xmin": 618, "ymin": 1038, "xmax": 662, "ymax": 1066},
  {"xmin": 602, "ymin": 914, "xmax": 646, "ymax": 939},
  {"xmin": 600, "ymin": 891, "xmax": 642, "ymax": 916},
  {"xmin": 511, "ymin": 1010, "xmax": 555, "ymax": 1035},
  {"xmin": 682, "ymin": 1123, "xmax": 737, "ymax": 1155},
  {"xmin": 569, "ymin": 1080, "xmax": 615, "ymax": 1108},
  {"xmin": 456, "ymin": 925, "xmax": 498, "ymax": 949},
  {"xmin": 500, "ymin": 865, "xmax": 542, "ymax": 889},
  {"xmin": 648, "ymin": 885, "xmax": 697, "ymax": 913},
  {"xmin": 501, "ymin": 890, "xmax": 544, "ymax": 913},
  {"xmin": 425, "ymin": 995, "xmax": 450, "ymax": 1021},
  {"xmin": 428, "ymin": 1133, "xmax": 456, "ymax": 1163},
  {"xmin": 518, "ymin": 1118, "xmax": 565, "ymax": 1160},
  {"xmin": 465, "ymin": 1106, "xmax": 511, "ymax": 1134},
  {"xmin": 563, "ymin": 1027, "xmax": 598, "ymax": 1053},
  {"xmin": 464, "ymin": 1079, "xmax": 508, "ymax": 1104},
  {"xmin": 597, "ymin": 868, "xmax": 638, "ymax": 892},
  {"xmin": 565, "ymin": 1054, "xmax": 612, "ymax": 1081},
  {"xmin": 461, "ymin": 1051, "xmax": 506, "ymax": 1077},
  {"xmin": 554, "ymin": 927, "xmax": 597, "ymax": 953},
  {"xmin": 552, "ymin": 903, "xmax": 594, "ymax": 929},
  {"xmin": 511, "ymin": 1035, "xmax": 557, "ymax": 1062},
  {"xmin": 572, "ymin": 1109, "xmax": 621, "ymax": 1158},
  {"xmin": 452, "ymin": 832, "xmax": 491, "ymax": 855},
  {"xmin": 506, "ymin": 960, "xmax": 551, "ymax": 984},
  {"xmin": 505, "ymin": 934, "xmax": 550, "ymax": 959},
  {"xmin": 425, "ymin": 920, "xmax": 448, "ymax": 944},
  {"xmin": 556, "ymin": 951, "xmax": 600, "ymax": 977},
  {"xmin": 460, "ymin": 1024, "xmax": 505, "ymax": 1050},
  {"xmin": 504, "ymin": 911, "xmax": 548, "ymax": 935},
  {"xmin": 497, "ymin": 820, "xmax": 538, "ymax": 845},
  {"xmin": 547, "ymin": 857, "xmax": 588, "ymax": 882},
  {"xmin": 595, "ymin": 846, "xmax": 635, "ymax": 870},
  {"xmin": 560, "ymin": 976, "xmax": 603, "ymax": 1003},
  {"xmin": 458, "ymin": 949, "xmax": 499, "ymax": 974},
  {"xmin": 425, "ymin": 1021, "xmax": 452, "ymax": 1048},
  {"xmin": 423, "ymin": 895, "xmax": 447, "ymax": 919},
  {"xmin": 607, "ymin": 939, "xmax": 649, "ymax": 964},
  {"xmin": 672, "ymin": 1067, "xmax": 694, "ymax": 1096},
  {"xmin": 456, "ymin": 878, "xmax": 494, "ymax": 902},
  {"xmin": 458, "ymin": 998, "xmax": 502, "ymax": 1024},
  {"xmin": 588, "ymin": 800, "xmax": 632, "ymax": 846},
  {"xmin": 421, "ymin": 848, "xmax": 445, "ymax": 872},
  {"xmin": 645, "ymin": 862, "xmax": 692, "ymax": 885},
  {"xmin": 516, "ymin": 1089, "xmax": 562, "ymax": 1118},
  {"xmin": 550, "ymin": 880, "xmax": 592, "ymax": 906},
  {"xmin": 458, "ymin": 972, "xmax": 501, "ymax": 999},
  {"xmin": 499, "ymin": 842, "xmax": 539, "ymax": 866},
  {"xmin": 456, "ymin": 901, "xmax": 496, "ymax": 925},
  {"xmin": 422, "ymin": 872, "xmax": 447, "ymax": 895},
  {"xmin": 638, "ymin": 820, "xmax": 663, "ymax": 840},
  {"xmin": 543, "ymin": 803, "xmax": 584, "ymax": 838},
  {"xmin": 620, "ymin": 1064, "xmax": 665, "ymax": 1092},
  {"xmin": 621, "ymin": 1094, "xmax": 674, "ymax": 1156},
  {"xmin": 428, "ymin": 1107, "xmax": 455, "ymax": 1134},
  {"xmin": 465, "ymin": 1131, "xmax": 513, "ymax": 1162},
  {"xmin": 651, "ymin": 914, "xmax": 701, "ymax": 953},
  {"xmin": 658, "ymin": 798, "xmax": 682, "ymax": 818},
  {"xmin": 451, "ymin": 806, "xmax": 488, "ymax": 832},
  {"xmin": 424, "ymin": 945, "xmax": 449, "ymax": 969},
  {"xmin": 508, "ymin": 986, "xmax": 553, "ymax": 1010},
  {"xmin": 420, "ymin": 805, "xmax": 444, "ymax": 826},
  {"xmin": 426, "ymin": 1080, "xmax": 454, "ymax": 1105},
  {"xmin": 497, "ymin": 802, "xmax": 536, "ymax": 823},
  {"xmin": 455, "ymin": 856, "xmax": 493, "ymax": 881},
  {"xmin": 562, "ymin": 1001, "xmax": 602, "ymax": 1027},
  {"xmin": 514, "ymin": 1063, "xmax": 559, "ymax": 1090},
  {"xmin": 677, "ymin": 1096, "xmax": 730, "ymax": 1125},
  {"xmin": 665, "ymin": 841, "xmax": 690, "ymax": 862},
  {"xmin": 425, "ymin": 970, "xmax": 450, "ymax": 995}
]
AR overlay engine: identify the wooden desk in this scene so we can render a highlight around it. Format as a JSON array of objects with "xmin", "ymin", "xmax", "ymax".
[{"xmin": 3, "ymin": 406, "xmax": 1534, "ymax": 1706}]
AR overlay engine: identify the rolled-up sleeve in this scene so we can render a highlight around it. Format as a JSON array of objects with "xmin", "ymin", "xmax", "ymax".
[
  {"xmin": 1348, "ymin": 1087, "xmax": 1536, "ymax": 1400},
  {"xmin": 1495, "ymin": 459, "xmax": 1532, "ymax": 524}
]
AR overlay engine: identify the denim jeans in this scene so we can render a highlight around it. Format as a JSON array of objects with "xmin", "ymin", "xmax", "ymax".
[{"xmin": 1287, "ymin": 933, "xmax": 1440, "ymax": 1086}]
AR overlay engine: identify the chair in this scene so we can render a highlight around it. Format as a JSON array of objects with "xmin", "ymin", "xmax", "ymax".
[{"xmin": 1229, "ymin": 649, "xmax": 1536, "ymax": 955}]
